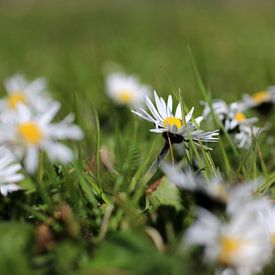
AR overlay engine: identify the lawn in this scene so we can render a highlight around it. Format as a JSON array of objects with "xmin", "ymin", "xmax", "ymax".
[{"xmin": 0, "ymin": 1, "xmax": 275, "ymax": 274}]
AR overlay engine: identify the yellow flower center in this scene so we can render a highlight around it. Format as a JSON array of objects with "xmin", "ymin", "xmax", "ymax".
[
  {"xmin": 214, "ymin": 184, "xmax": 228, "ymax": 202},
  {"xmin": 7, "ymin": 92, "xmax": 26, "ymax": 109},
  {"xmin": 234, "ymin": 112, "xmax": 246, "ymax": 122},
  {"xmin": 117, "ymin": 90, "xmax": 134, "ymax": 104},
  {"xmin": 252, "ymin": 91, "xmax": 270, "ymax": 104},
  {"xmin": 18, "ymin": 122, "xmax": 43, "ymax": 145},
  {"xmin": 163, "ymin": 117, "xmax": 182, "ymax": 129},
  {"xmin": 219, "ymin": 236, "xmax": 242, "ymax": 265}
]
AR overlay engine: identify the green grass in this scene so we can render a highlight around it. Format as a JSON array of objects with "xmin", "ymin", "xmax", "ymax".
[{"xmin": 0, "ymin": 1, "xmax": 275, "ymax": 274}]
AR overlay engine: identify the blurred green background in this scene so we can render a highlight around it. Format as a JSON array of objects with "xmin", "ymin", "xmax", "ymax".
[{"xmin": 1, "ymin": 0, "xmax": 275, "ymax": 110}]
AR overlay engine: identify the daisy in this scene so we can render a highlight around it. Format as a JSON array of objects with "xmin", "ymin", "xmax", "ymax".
[
  {"xmin": 162, "ymin": 163, "xmax": 262, "ymax": 214},
  {"xmin": 132, "ymin": 91, "xmax": 219, "ymax": 146},
  {"xmin": 242, "ymin": 86, "xmax": 275, "ymax": 114},
  {"xmin": 224, "ymin": 103, "xmax": 257, "ymax": 133},
  {"xmin": 0, "ymin": 146, "xmax": 24, "ymax": 196},
  {"xmin": 185, "ymin": 205, "xmax": 272, "ymax": 275},
  {"xmin": 0, "ymin": 103, "xmax": 83, "ymax": 173},
  {"xmin": 202, "ymin": 99, "xmax": 229, "ymax": 123},
  {"xmin": 105, "ymin": 72, "xmax": 151, "ymax": 107},
  {"xmin": 0, "ymin": 74, "xmax": 53, "ymax": 114},
  {"xmin": 202, "ymin": 100, "xmax": 256, "ymax": 133}
]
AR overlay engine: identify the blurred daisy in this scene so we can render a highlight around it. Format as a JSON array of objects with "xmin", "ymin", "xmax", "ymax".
[
  {"xmin": 132, "ymin": 91, "xmax": 219, "ymax": 146},
  {"xmin": 106, "ymin": 72, "xmax": 151, "ymax": 107},
  {"xmin": 242, "ymin": 86, "xmax": 275, "ymax": 114},
  {"xmin": 202, "ymin": 100, "xmax": 256, "ymax": 133},
  {"xmin": 185, "ymin": 206, "xmax": 272, "ymax": 274},
  {"xmin": 0, "ymin": 146, "xmax": 23, "ymax": 196},
  {"xmin": 163, "ymin": 163, "xmax": 261, "ymax": 213},
  {"xmin": 234, "ymin": 125, "xmax": 262, "ymax": 149},
  {"xmin": 224, "ymin": 103, "xmax": 257, "ymax": 133},
  {"xmin": 0, "ymin": 103, "xmax": 83, "ymax": 173},
  {"xmin": 202, "ymin": 99, "xmax": 229, "ymax": 123},
  {"xmin": 0, "ymin": 74, "xmax": 53, "ymax": 114}
]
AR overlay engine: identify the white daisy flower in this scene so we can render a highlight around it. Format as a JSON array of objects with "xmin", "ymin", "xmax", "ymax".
[
  {"xmin": 202, "ymin": 100, "xmax": 256, "ymax": 133},
  {"xmin": 185, "ymin": 205, "xmax": 272, "ymax": 275},
  {"xmin": 0, "ymin": 74, "xmax": 53, "ymax": 114},
  {"xmin": 234, "ymin": 125, "xmax": 262, "ymax": 149},
  {"xmin": 0, "ymin": 146, "xmax": 24, "ymax": 196},
  {"xmin": 132, "ymin": 91, "xmax": 219, "ymax": 145},
  {"xmin": 202, "ymin": 99, "xmax": 229, "ymax": 122},
  {"xmin": 0, "ymin": 103, "xmax": 83, "ymax": 173},
  {"xmin": 242, "ymin": 86, "xmax": 275, "ymax": 113},
  {"xmin": 106, "ymin": 72, "xmax": 151, "ymax": 107},
  {"xmin": 224, "ymin": 103, "xmax": 257, "ymax": 132},
  {"xmin": 162, "ymin": 163, "xmax": 262, "ymax": 214}
]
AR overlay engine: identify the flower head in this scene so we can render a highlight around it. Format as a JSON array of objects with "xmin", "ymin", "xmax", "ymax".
[
  {"xmin": 163, "ymin": 163, "xmax": 263, "ymax": 215},
  {"xmin": 0, "ymin": 146, "xmax": 23, "ymax": 196},
  {"xmin": 224, "ymin": 103, "xmax": 257, "ymax": 133},
  {"xmin": 202, "ymin": 100, "xmax": 256, "ymax": 133},
  {"xmin": 132, "ymin": 91, "xmax": 219, "ymax": 146},
  {"xmin": 0, "ymin": 103, "xmax": 83, "ymax": 173},
  {"xmin": 106, "ymin": 72, "xmax": 151, "ymax": 107},
  {"xmin": 185, "ymin": 205, "xmax": 272, "ymax": 274},
  {"xmin": 242, "ymin": 86, "xmax": 275, "ymax": 114},
  {"xmin": 1, "ymin": 74, "xmax": 54, "ymax": 114}
]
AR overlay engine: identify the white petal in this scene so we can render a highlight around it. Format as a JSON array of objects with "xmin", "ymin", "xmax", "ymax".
[
  {"xmin": 17, "ymin": 104, "xmax": 32, "ymax": 122},
  {"xmin": 0, "ymin": 183, "xmax": 21, "ymax": 196},
  {"xmin": 195, "ymin": 116, "xmax": 203, "ymax": 126},
  {"xmin": 39, "ymin": 101, "xmax": 61, "ymax": 124},
  {"xmin": 154, "ymin": 91, "xmax": 166, "ymax": 119},
  {"xmin": 175, "ymin": 103, "xmax": 182, "ymax": 119},
  {"xmin": 131, "ymin": 109, "xmax": 155, "ymax": 123},
  {"xmin": 145, "ymin": 96, "xmax": 163, "ymax": 121},
  {"xmin": 150, "ymin": 128, "xmax": 166, "ymax": 133},
  {"xmin": 45, "ymin": 142, "xmax": 74, "ymax": 163},
  {"xmin": 185, "ymin": 107, "xmax": 194, "ymax": 123},
  {"xmin": 24, "ymin": 147, "xmax": 39, "ymax": 174},
  {"xmin": 167, "ymin": 95, "xmax": 173, "ymax": 116}
]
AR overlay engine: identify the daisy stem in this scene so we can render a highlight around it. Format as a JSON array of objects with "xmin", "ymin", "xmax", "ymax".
[
  {"xmin": 36, "ymin": 152, "xmax": 52, "ymax": 209},
  {"xmin": 167, "ymin": 135, "xmax": 174, "ymax": 165}
]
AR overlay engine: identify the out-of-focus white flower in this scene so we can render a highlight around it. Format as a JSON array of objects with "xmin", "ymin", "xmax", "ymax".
[
  {"xmin": 234, "ymin": 125, "xmax": 262, "ymax": 149},
  {"xmin": 202, "ymin": 100, "xmax": 257, "ymax": 133},
  {"xmin": 185, "ymin": 205, "xmax": 272, "ymax": 275},
  {"xmin": 0, "ymin": 103, "xmax": 83, "ymax": 173},
  {"xmin": 132, "ymin": 91, "xmax": 219, "ymax": 145},
  {"xmin": 106, "ymin": 72, "xmax": 151, "ymax": 107},
  {"xmin": 202, "ymin": 99, "xmax": 229, "ymax": 122},
  {"xmin": 161, "ymin": 163, "xmax": 199, "ymax": 191},
  {"xmin": 0, "ymin": 146, "xmax": 23, "ymax": 196},
  {"xmin": 224, "ymin": 103, "xmax": 257, "ymax": 132},
  {"xmin": 0, "ymin": 74, "xmax": 53, "ymax": 114},
  {"xmin": 163, "ymin": 163, "xmax": 263, "ymax": 214},
  {"xmin": 242, "ymin": 87, "xmax": 275, "ymax": 111}
]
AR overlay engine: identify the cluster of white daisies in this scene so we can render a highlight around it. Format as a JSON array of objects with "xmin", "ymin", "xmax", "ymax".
[
  {"xmin": 163, "ymin": 164, "xmax": 275, "ymax": 275},
  {"xmin": 106, "ymin": 72, "xmax": 275, "ymax": 150},
  {"xmin": 201, "ymin": 87, "xmax": 275, "ymax": 149},
  {"xmin": 0, "ymin": 75, "xmax": 83, "ymax": 196}
]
